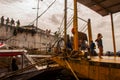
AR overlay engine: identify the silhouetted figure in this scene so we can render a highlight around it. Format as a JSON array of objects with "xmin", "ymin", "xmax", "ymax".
[
  {"xmin": 10, "ymin": 18, "xmax": 15, "ymax": 26},
  {"xmin": 67, "ymin": 38, "xmax": 73, "ymax": 50},
  {"xmin": 80, "ymin": 40, "xmax": 87, "ymax": 51},
  {"xmin": 6, "ymin": 17, "xmax": 9, "ymax": 25},
  {"xmin": 1, "ymin": 16, "xmax": 4, "ymax": 26},
  {"xmin": 5, "ymin": 17, "xmax": 10, "ymax": 31},
  {"xmin": 90, "ymin": 40, "xmax": 96, "ymax": 56},
  {"xmin": 48, "ymin": 43, "xmax": 51, "ymax": 52},
  {"xmin": 16, "ymin": 20, "xmax": 20, "ymax": 27},
  {"xmin": 95, "ymin": 33, "xmax": 103, "ymax": 59},
  {"xmin": 11, "ymin": 57, "xmax": 18, "ymax": 71}
]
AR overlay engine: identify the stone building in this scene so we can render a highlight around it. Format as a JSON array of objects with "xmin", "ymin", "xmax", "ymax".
[{"xmin": 0, "ymin": 24, "xmax": 58, "ymax": 51}]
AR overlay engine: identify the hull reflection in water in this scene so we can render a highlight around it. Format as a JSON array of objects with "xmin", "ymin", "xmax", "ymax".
[{"xmin": 28, "ymin": 67, "xmax": 91, "ymax": 80}]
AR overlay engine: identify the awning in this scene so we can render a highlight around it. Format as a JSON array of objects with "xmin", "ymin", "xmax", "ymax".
[
  {"xmin": 77, "ymin": 0, "xmax": 120, "ymax": 16},
  {"xmin": 0, "ymin": 50, "xmax": 27, "ymax": 57}
]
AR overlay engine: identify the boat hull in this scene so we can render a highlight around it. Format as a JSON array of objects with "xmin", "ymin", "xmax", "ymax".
[{"xmin": 52, "ymin": 56, "xmax": 120, "ymax": 80}]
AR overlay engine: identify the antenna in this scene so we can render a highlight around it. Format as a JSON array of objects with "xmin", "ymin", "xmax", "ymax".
[{"xmin": 33, "ymin": 0, "xmax": 43, "ymax": 30}]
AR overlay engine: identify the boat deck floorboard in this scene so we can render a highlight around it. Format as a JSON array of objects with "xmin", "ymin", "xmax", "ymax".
[{"xmin": 90, "ymin": 56, "xmax": 120, "ymax": 64}]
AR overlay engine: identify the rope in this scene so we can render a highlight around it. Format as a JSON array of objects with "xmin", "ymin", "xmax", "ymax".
[
  {"xmin": 65, "ymin": 60, "xmax": 79, "ymax": 80},
  {"xmin": 79, "ymin": 23, "xmax": 87, "ymax": 32},
  {"xmin": 50, "ymin": 14, "xmax": 73, "ymax": 48},
  {"xmin": 29, "ymin": 0, "xmax": 57, "ymax": 25},
  {"xmin": 0, "ymin": 57, "xmax": 51, "ymax": 80}
]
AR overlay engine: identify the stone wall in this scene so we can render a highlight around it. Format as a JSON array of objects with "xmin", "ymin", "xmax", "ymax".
[{"xmin": 0, "ymin": 25, "xmax": 57, "ymax": 50}]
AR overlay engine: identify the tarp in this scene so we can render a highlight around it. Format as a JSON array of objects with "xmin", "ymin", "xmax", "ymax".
[
  {"xmin": 0, "ymin": 50, "xmax": 27, "ymax": 57},
  {"xmin": 0, "ymin": 42, "xmax": 5, "ymax": 48}
]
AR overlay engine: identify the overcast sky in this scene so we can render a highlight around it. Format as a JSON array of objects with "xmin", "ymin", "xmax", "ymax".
[{"xmin": 0, "ymin": 0, "xmax": 120, "ymax": 52}]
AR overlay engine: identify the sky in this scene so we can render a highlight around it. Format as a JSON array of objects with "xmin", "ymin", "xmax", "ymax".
[{"xmin": 0, "ymin": 0, "xmax": 120, "ymax": 52}]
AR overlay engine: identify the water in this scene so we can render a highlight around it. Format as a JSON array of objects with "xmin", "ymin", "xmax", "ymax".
[{"xmin": 28, "ymin": 67, "xmax": 92, "ymax": 80}]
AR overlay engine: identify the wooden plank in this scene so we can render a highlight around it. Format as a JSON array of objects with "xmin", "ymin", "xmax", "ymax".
[{"xmin": 99, "ymin": 67, "xmax": 110, "ymax": 80}]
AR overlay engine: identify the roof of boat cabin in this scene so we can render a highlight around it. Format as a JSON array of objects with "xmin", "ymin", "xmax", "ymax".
[{"xmin": 77, "ymin": 0, "xmax": 120, "ymax": 16}]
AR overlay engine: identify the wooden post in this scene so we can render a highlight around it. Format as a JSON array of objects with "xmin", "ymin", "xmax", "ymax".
[
  {"xmin": 64, "ymin": 0, "xmax": 67, "ymax": 50},
  {"xmin": 73, "ymin": 0, "xmax": 79, "ymax": 51},
  {"xmin": 87, "ymin": 19, "xmax": 92, "ymax": 45},
  {"xmin": 110, "ymin": 13, "xmax": 116, "ymax": 57}
]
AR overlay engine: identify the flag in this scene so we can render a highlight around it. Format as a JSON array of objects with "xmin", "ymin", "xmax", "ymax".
[{"xmin": 0, "ymin": 42, "xmax": 5, "ymax": 48}]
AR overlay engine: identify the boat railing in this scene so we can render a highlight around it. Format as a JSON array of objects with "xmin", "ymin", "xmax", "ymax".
[{"xmin": 0, "ymin": 56, "xmax": 55, "ymax": 80}]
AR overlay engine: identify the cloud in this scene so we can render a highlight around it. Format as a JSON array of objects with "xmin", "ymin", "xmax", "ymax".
[
  {"xmin": 0, "ymin": 0, "xmax": 23, "ymax": 4},
  {"xmin": 49, "ymin": 14, "xmax": 63, "ymax": 25}
]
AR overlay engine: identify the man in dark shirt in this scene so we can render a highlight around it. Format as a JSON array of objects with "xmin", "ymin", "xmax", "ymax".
[{"xmin": 90, "ymin": 40, "xmax": 96, "ymax": 56}]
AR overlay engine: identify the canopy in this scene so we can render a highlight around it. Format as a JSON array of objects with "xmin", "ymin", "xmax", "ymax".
[
  {"xmin": 77, "ymin": 0, "xmax": 120, "ymax": 16},
  {"xmin": 0, "ymin": 50, "xmax": 27, "ymax": 56}
]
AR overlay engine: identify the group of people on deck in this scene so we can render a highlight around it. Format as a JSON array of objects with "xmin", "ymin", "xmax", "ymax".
[
  {"xmin": 66, "ymin": 33, "xmax": 103, "ymax": 59},
  {"xmin": 0, "ymin": 16, "xmax": 20, "ymax": 27},
  {"xmin": 83, "ymin": 33, "xmax": 103, "ymax": 59},
  {"xmin": 79, "ymin": 33, "xmax": 103, "ymax": 59}
]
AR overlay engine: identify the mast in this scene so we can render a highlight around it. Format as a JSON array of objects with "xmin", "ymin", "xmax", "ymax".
[
  {"xmin": 73, "ymin": 0, "xmax": 79, "ymax": 51},
  {"xmin": 110, "ymin": 13, "xmax": 116, "ymax": 57},
  {"xmin": 64, "ymin": 0, "xmax": 67, "ymax": 50},
  {"xmin": 36, "ymin": 0, "xmax": 40, "ymax": 29},
  {"xmin": 88, "ymin": 19, "xmax": 92, "ymax": 45}
]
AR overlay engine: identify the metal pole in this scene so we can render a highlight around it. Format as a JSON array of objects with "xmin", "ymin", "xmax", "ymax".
[
  {"xmin": 110, "ymin": 13, "xmax": 116, "ymax": 57},
  {"xmin": 64, "ymin": 0, "xmax": 67, "ymax": 50},
  {"xmin": 36, "ymin": 0, "xmax": 40, "ymax": 29},
  {"xmin": 21, "ymin": 54, "xmax": 24, "ymax": 69},
  {"xmin": 73, "ymin": 0, "xmax": 79, "ymax": 51}
]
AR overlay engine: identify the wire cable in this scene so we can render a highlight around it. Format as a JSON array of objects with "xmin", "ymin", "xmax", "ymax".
[{"xmin": 29, "ymin": 0, "xmax": 57, "ymax": 25}]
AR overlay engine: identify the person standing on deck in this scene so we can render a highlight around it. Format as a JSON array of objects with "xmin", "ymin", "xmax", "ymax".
[
  {"xmin": 10, "ymin": 18, "xmax": 15, "ymax": 26},
  {"xmin": 11, "ymin": 57, "xmax": 19, "ymax": 71},
  {"xmin": 90, "ymin": 40, "xmax": 96, "ymax": 56},
  {"xmin": 6, "ymin": 17, "xmax": 10, "ymax": 31},
  {"xmin": 1, "ymin": 16, "xmax": 4, "ymax": 26},
  {"xmin": 6, "ymin": 17, "xmax": 10, "ymax": 25},
  {"xmin": 66, "ymin": 37, "xmax": 73, "ymax": 51},
  {"xmin": 10, "ymin": 18, "xmax": 15, "ymax": 30},
  {"xmin": 95, "ymin": 33, "xmax": 103, "ymax": 59},
  {"xmin": 16, "ymin": 20, "xmax": 20, "ymax": 27}
]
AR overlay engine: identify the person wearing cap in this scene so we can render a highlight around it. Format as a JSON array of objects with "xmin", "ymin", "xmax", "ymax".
[{"xmin": 95, "ymin": 33, "xmax": 103, "ymax": 59}]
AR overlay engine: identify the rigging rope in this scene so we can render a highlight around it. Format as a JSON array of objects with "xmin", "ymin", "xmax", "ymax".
[
  {"xmin": 29, "ymin": 0, "xmax": 57, "ymax": 25},
  {"xmin": 58, "ymin": 15, "xmax": 65, "ymax": 34},
  {"xmin": 60, "ymin": 15, "xmax": 73, "ymax": 36},
  {"xmin": 79, "ymin": 23, "xmax": 87, "ymax": 32},
  {"xmin": 65, "ymin": 60, "xmax": 79, "ymax": 80},
  {"xmin": 82, "ymin": 26, "xmax": 87, "ymax": 32},
  {"xmin": 51, "ymin": 15, "xmax": 74, "ymax": 48}
]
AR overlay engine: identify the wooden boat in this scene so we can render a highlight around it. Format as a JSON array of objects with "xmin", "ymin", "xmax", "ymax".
[{"xmin": 52, "ymin": 0, "xmax": 120, "ymax": 80}]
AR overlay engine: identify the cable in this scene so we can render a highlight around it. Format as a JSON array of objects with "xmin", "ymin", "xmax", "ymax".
[
  {"xmin": 51, "ymin": 15, "xmax": 74, "ymax": 48},
  {"xmin": 58, "ymin": 15, "xmax": 65, "ymax": 34},
  {"xmin": 78, "ymin": 17, "xmax": 88, "ymax": 23},
  {"xmin": 59, "ymin": 14, "xmax": 73, "ymax": 36},
  {"xmin": 79, "ymin": 23, "xmax": 87, "ymax": 32},
  {"xmin": 29, "ymin": 0, "xmax": 57, "ymax": 25},
  {"xmin": 83, "ymin": 27, "xmax": 87, "ymax": 32}
]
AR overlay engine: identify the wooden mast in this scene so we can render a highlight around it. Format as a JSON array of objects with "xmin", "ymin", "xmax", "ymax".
[
  {"xmin": 63, "ymin": 1, "xmax": 79, "ymax": 79},
  {"xmin": 64, "ymin": 0, "xmax": 67, "ymax": 50},
  {"xmin": 110, "ymin": 13, "xmax": 116, "ymax": 57},
  {"xmin": 73, "ymin": 0, "xmax": 79, "ymax": 51},
  {"xmin": 87, "ymin": 19, "xmax": 92, "ymax": 45}
]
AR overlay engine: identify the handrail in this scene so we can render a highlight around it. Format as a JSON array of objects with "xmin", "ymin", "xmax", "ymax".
[{"xmin": 0, "ymin": 57, "xmax": 52, "ymax": 80}]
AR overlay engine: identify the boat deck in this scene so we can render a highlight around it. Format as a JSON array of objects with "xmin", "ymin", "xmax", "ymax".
[
  {"xmin": 52, "ymin": 56, "xmax": 120, "ymax": 80},
  {"xmin": 91, "ymin": 56, "xmax": 120, "ymax": 64}
]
